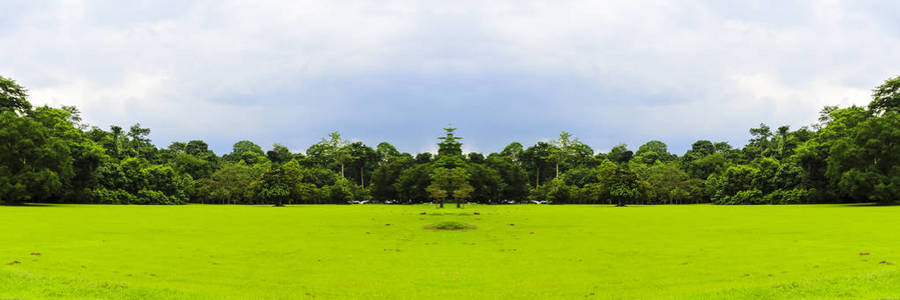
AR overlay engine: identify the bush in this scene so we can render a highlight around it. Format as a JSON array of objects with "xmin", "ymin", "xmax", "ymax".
[
  {"xmin": 428, "ymin": 221, "xmax": 474, "ymax": 230},
  {"xmin": 89, "ymin": 188, "xmax": 137, "ymax": 204},
  {"xmin": 136, "ymin": 189, "xmax": 184, "ymax": 205},
  {"xmin": 719, "ymin": 189, "xmax": 763, "ymax": 205},
  {"xmin": 529, "ymin": 178, "xmax": 572, "ymax": 204},
  {"xmin": 764, "ymin": 188, "xmax": 809, "ymax": 204},
  {"xmin": 326, "ymin": 179, "xmax": 357, "ymax": 204}
]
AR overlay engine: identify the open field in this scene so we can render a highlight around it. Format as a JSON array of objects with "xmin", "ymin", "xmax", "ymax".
[{"xmin": 1, "ymin": 204, "xmax": 899, "ymax": 299}]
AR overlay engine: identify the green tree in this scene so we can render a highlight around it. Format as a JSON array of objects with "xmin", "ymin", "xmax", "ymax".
[
  {"xmin": 261, "ymin": 160, "xmax": 303, "ymax": 206},
  {"xmin": 486, "ymin": 154, "xmax": 529, "ymax": 202},
  {"xmin": 869, "ymin": 75, "xmax": 900, "ymax": 114},
  {"xmin": 315, "ymin": 132, "xmax": 353, "ymax": 178},
  {"xmin": 437, "ymin": 127, "xmax": 463, "ymax": 157},
  {"xmin": 607, "ymin": 144, "xmax": 633, "ymax": 164},
  {"xmin": 427, "ymin": 166, "xmax": 473, "ymax": 208},
  {"xmin": 0, "ymin": 75, "xmax": 30, "ymax": 114},
  {"xmin": 500, "ymin": 142, "xmax": 524, "ymax": 166},
  {"xmin": 267, "ymin": 144, "xmax": 294, "ymax": 165},
  {"xmin": 345, "ymin": 142, "xmax": 376, "ymax": 186},
  {"xmin": 372, "ymin": 153, "xmax": 413, "ymax": 201},
  {"xmin": 598, "ymin": 161, "xmax": 642, "ymax": 206},
  {"xmin": 225, "ymin": 141, "xmax": 267, "ymax": 165},
  {"xmin": 375, "ymin": 142, "xmax": 401, "ymax": 164},
  {"xmin": 0, "ymin": 106, "xmax": 103, "ymax": 204},
  {"xmin": 549, "ymin": 131, "xmax": 578, "ymax": 178},
  {"xmin": 395, "ymin": 163, "xmax": 433, "ymax": 203},
  {"xmin": 522, "ymin": 142, "xmax": 554, "ymax": 186},
  {"xmin": 634, "ymin": 140, "xmax": 675, "ymax": 165}
]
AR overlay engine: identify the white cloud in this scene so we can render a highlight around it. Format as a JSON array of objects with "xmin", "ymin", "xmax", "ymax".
[{"xmin": 2, "ymin": 0, "xmax": 899, "ymax": 154}]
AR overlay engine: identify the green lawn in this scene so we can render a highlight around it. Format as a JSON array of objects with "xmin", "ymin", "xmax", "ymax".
[{"xmin": 1, "ymin": 204, "xmax": 899, "ymax": 299}]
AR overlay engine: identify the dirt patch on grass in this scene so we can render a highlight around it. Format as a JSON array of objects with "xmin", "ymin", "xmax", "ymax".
[{"xmin": 425, "ymin": 221, "xmax": 475, "ymax": 231}]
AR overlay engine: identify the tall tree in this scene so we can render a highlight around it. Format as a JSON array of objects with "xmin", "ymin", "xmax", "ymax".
[
  {"xmin": 634, "ymin": 140, "xmax": 675, "ymax": 165},
  {"xmin": 437, "ymin": 127, "xmax": 463, "ymax": 157},
  {"xmin": 550, "ymin": 131, "xmax": 583, "ymax": 178},
  {"xmin": 500, "ymin": 142, "xmax": 524, "ymax": 166},
  {"xmin": 345, "ymin": 142, "xmax": 376, "ymax": 186},
  {"xmin": 523, "ymin": 142, "xmax": 554, "ymax": 186},
  {"xmin": 869, "ymin": 75, "xmax": 900, "ymax": 114},
  {"xmin": 316, "ymin": 131, "xmax": 353, "ymax": 178},
  {"xmin": 261, "ymin": 160, "xmax": 303, "ymax": 206},
  {"xmin": 0, "ymin": 75, "xmax": 30, "ymax": 114},
  {"xmin": 225, "ymin": 140, "xmax": 267, "ymax": 165},
  {"xmin": 607, "ymin": 144, "xmax": 633, "ymax": 164},
  {"xmin": 427, "ymin": 166, "xmax": 473, "ymax": 208},
  {"xmin": 267, "ymin": 144, "xmax": 293, "ymax": 165}
]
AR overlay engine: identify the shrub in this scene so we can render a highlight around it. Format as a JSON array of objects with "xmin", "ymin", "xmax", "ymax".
[
  {"xmin": 727, "ymin": 189, "xmax": 763, "ymax": 205},
  {"xmin": 764, "ymin": 188, "xmax": 809, "ymax": 204},
  {"xmin": 136, "ymin": 189, "xmax": 183, "ymax": 205},
  {"xmin": 89, "ymin": 188, "xmax": 137, "ymax": 204},
  {"xmin": 428, "ymin": 221, "xmax": 474, "ymax": 230}
]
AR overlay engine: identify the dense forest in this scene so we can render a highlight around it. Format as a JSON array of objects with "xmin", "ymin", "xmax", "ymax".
[{"xmin": 2, "ymin": 74, "xmax": 899, "ymax": 206}]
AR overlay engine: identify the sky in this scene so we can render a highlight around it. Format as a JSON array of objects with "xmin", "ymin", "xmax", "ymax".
[{"xmin": 2, "ymin": 0, "xmax": 900, "ymax": 155}]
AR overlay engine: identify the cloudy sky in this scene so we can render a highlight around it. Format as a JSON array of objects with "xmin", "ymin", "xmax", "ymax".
[{"xmin": 2, "ymin": 0, "xmax": 899, "ymax": 155}]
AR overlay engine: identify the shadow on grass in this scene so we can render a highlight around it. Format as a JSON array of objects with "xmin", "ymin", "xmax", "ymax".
[
  {"xmin": 841, "ymin": 202, "xmax": 900, "ymax": 207},
  {"xmin": 424, "ymin": 212, "xmax": 473, "ymax": 216},
  {"xmin": 0, "ymin": 203, "xmax": 59, "ymax": 207}
]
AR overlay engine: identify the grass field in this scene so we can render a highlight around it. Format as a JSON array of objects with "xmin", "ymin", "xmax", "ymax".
[{"xmin": 1, "ymin": 204, "xmax": 899, "ymax": 299}]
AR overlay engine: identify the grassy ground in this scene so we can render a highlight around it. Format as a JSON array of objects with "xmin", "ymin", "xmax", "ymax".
[{"xmin": 1, "ymin": 204, "xmax": 899, "ymax": 299}]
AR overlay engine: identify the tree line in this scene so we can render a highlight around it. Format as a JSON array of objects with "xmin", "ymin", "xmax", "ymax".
[{"xmin": 2, "ymin": 74, "xmax": 899, "ymax": 205}]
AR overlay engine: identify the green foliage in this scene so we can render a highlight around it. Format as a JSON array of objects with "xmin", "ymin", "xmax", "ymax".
[
  {"xmin": 261, "ymin": 160, "xmax": 303, "ymax": 206},
  {"xmin": 136, "ymin": 189, "xmax": 183, "ymax": 205},
  {"xmin": 266, "ymin": 144, "xmax": 293, "ymax": 165},
  {"xmin": 634, "ymin": 140, "xmax": 675, "ymax": 165},
  {"xmin": 88, "ymin": 188, "xmax": 137, "ymax": 204},
  {"xmin": 4, "ymin": 73, "xmax": 900, "ymax": 206},
  {"xmin": 224, "ymin": 140, "xmax": 267, "ymax": 165},
  {"xmin": 371, "ymin": 153, "xmax": 413, "ymax": 201},
  {"xmin": 437, "ymin": 127, "xmax": 463, "ymax": 157},
  {"xmin": 485, "ymin": 154, "xmax": 529, "ymax": 201},
  {"xmin": 607, "ymin": 144, "xmax": 633, "ymax": 164},
  {"xmin": 0, "ymin": 75, "xmax": 30, "ymax": 114},
  {"xmin": 0, "ymin": 105, "xmax": 103, "ymax": 204},
  {"xmin": 869, "ymin": 75, "xmax": 900, "ymax": 113},
  {"xmin": 529, "ymin": 177, "xmax": 572, "ymax": 204},
  {"xmin": 427, "ymin": 164, "xmax": 474, "ymax": 207}
]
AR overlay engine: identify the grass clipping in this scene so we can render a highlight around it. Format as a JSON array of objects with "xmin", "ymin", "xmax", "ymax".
[{"xmin": 426, "ymin": 221, "xmax": 476, "ymax": 231}]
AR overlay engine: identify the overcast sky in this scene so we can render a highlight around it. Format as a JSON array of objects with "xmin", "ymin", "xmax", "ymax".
[{"xmin": 2, "ymin": 1, "xmax": 899, "ymax": 155}]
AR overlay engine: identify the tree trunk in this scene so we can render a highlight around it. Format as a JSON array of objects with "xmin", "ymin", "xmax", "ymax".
[
  {"xmin": 556, "ymin": 162, "xmax": 559, "ymax": 178},
  {"xmin": 439, "ymin": 199, "xmax": 444, "ymax": 208},
  {"xmin": 536, "ymin": 167, "xmax": 540, "ymax": 186},
  {"xmin": 457, "ymin": 199, "xmax": 461, "ymax": 208},
  {"xmin": 340, "ymin": 163, "xmax": 345, "ymax": 178},
  {"xmin": 360, "ymin": 167, "xmax": 364, "ymax": 186}
]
